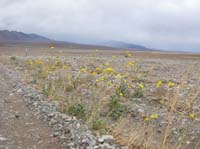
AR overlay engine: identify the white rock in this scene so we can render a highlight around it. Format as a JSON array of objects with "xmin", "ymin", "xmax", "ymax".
[
  {"xmin": 121, "ymin": 146, "xmax": 129, "ymax": 149},
  {"xmin": 100, "ymin": 135, "xmax": 114, "ymax": 143},
  {"xmin": 9, "ymin": 93, "xmax": 13, "ymax": 96},
  {"xmin": 17, "ymin": 88, "xmax": 23, "ymax": 93},
  {"xmin": 0, "ymin": 136, "xmax": 7, "ymax": 141},
  {"xmin": 98, "ymin": 137, "xmax": 104, "ymax": 143}
]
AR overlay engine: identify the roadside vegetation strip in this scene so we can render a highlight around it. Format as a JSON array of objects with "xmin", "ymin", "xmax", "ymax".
[
  {"xmin": 0, "ymin": 52, "xmax": 200, "ymax": 149},
  {"xmin": 0, "ymin": 63, "xmax": 119, "ymax": 149}
]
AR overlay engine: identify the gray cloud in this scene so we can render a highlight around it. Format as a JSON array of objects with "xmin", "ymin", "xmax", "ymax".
[{"xmin": 0, "ymin": 0, "xmax": 200, "ymax": 52}]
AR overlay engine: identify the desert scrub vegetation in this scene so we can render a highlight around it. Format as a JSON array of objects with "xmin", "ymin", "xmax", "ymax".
[{"xmin": 1, "ymin": 52, "xmax": 200, "ymax": 149}]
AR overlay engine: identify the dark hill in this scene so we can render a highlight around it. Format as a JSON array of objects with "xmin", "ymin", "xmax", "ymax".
[{"xmin": 0, "ymin": 30, "xmax": 51, "ymax": 42}]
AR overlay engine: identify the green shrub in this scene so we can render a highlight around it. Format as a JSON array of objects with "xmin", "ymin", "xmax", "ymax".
[
  {"xmin": 91, "ymin": 119, "xmax": 105, "ymax": 131},
  {"xmin": 10, "ymin": 56, "xmax": 16, "ymax": 61},
  {"xmin": 68, "ymin": 104, "xmax": 86, "ymax": 119},
  {"xmin": 133, "ymin": 89, "xmax": 143, "ymax": 98},
  {"xmin": 42, "ymin": 82, "xmax": 55, "ymax": 97},
  {"xmin": 108, "ymin": 94, "xmax": 123, "ymax": 120},
  {"xmin": 116, "ymin": 81, "xmax": 131, "ymax": 98}
]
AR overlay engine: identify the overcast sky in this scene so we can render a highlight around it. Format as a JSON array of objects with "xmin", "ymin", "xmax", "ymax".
[{"xmin": 0, "ymin": 0, "xmax": 200, "ymax": 52}]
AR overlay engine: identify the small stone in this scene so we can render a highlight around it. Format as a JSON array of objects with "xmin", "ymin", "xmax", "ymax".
[
  {"xmin": 9, "ymin": 93, "xmax": 13, "ymax": 96},
  {"xmin": 53, "ymin": 132, "xmax": 59, "ymax": 137},
  {"xmin": 49, "ymin": 119, "xmax": 57, "ymax": 125},
  {"xmin": 186, "ymin": 141, "xmax": 191, "ymax": 144},
  {"xmin": 15, "ymin": 114, "xmax": 20, "ymax": 119},
  {"xmin": 100, "ymin": 143, "xmax": 115, "ymax": 149},
  {"xmin": 137, "ymin": 108, "xmax": 145, "ymax": 116},
  {"xmin": 17, "ymin": 88, "xmax": 23, "ymax": 93},
  {"xmin": 98, "ymin": 137, "xmax": 104, "ymax": 143},
  {"xmin": 94, "ymin": 145, "xmax": 99, "ymax": 149},
  {"xmin": 121, "ymin": 146, "xmax": 129, "ymax": 149},
  {"xmin": 77, "ymin": 123, "xmax": 80, "ymax": 129},
  {"xmin": 60, "ymin": 113, "xmax": 70, "ymax": 120},
  {"xmin": 100, "ymin": 135, "xmax": 114, "ymax": 143},
  {"xmin": 60, "ymin": 135, "xmax": 67, "ymax": 139},
  {"xmin": 157, "ymin": 129, "xmax": 162, "ymax": 133},
  {"xmin": 48, "ymin": 113, "xmax": 54, "ymax": 118},
  {"xmin": 0, "ymin": 136, "xmax": 7, "ymax": 141}
]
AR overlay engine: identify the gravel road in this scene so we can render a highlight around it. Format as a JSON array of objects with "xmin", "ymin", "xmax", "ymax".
[{"xmin": 0, "ymin": 67, "xmax": 64, "ymax": 149}]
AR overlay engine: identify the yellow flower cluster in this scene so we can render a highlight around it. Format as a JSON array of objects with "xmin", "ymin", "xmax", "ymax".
[
  {"xmin": 36, "ymin": 59, "xmax": 44, "ymax": 65},
  {"xmin": 145, "ymin": 114, "xmax": 158, "ymax": 122},
  {"xmin": 150, "ymin": 114, "xmax": 158, "ymax": 119},
  {"xmin": 168, "ymin": 81, "xmax": 175, "ymax": 88},
  {"xmin": 116, "ymin": 74, "xmax": 123, "ymax": 79},
  {"xmin": 103, "ymin": 67, "xmax": 115, "ymax": 74},
  {"xmin": 127, "ymin": 61, "xmax": 134, "ymax": 67},
  {"xmin": 188, "ymin": 113, "xmax": 195, "ymax": 120},
  {"xmin": 62, "ymin": 65, "xmax": 68, "ymax": 69},
  {"xmin": 156, "ymin": 80, "xmax": 175, "ymax": 88},
  {"xmin": 139, "ymin": 83, "xmax": 144, "ymax": 89},
  {"xmin": 81, "ymin": 68, "xmax": 87, "ymax": 73},
  {"xmin": 156, "ymin": 80, "xmax": 163, "ymax": 88},
  {"xmin": 27, "ymin": 60, "xmax": 33, "ymax": 65}
]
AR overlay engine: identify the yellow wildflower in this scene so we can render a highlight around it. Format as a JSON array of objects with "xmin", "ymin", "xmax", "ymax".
[
  {"xmin": 188, "ymin": 113, "xmax": 195, "ymax": 120},
  {"xmin": 127, "ymin": 53, "xmax": 132, "ymax": 57},
  {"xmin": 100, "ymin": 78, "xmax": 105, "ymax": 81},
  {"xmin": 156, "ymin": 80, "xmax": 162, "ymax": 88},
  {"xmin": 92, "ymin": 72, "xmax": 97, "ymax": 75},
  {"xmin": 123, "ymin": 79, "xmax": 127, "ymax": 83},
  {"xmin": 103, "ymin": 67, "xmax": 115, "ymax": 74},
  {"xmin": 112, "ymin": 56, "xmax": 116, "ymax": 59},
  {"xmin": 95, "ymin": 67, "xmax": 101, "ymax": 71},
  {"xmin": 105, "ymin": 62, "xmax": 110, "ymax": 67},
  {"xmin": 81, "ymin": 68, "xmax": 87, "ymax": 73},
  {"xmin": 124, "ymin": 74, "xmax": 128, "ymax": 78},
  {"xmin": 139, "ymin": 83, "xmax": 144, "ymax": 89},
  {"xmin": 62, "ymin": 65, "xmax": 67, "ymax": 69},
  {"xmin": 150, "ymin": 114, "xmax": 158, "ymax": 119},
  {"xmin": 127, "ymin": 61, "xmax": 134, "ymax": 67},
  {"xmin": 114, "ymin": 84, "xmax": 119, "ymax": 88},
  {"xmin": 27, "ymin": 60, "xmax": 33, "ymax": 65},
  {"xmin": 116, "ymin": 74, "xmax": 122, "ymax": 79},
  {"xmin": 138, "ymin": 73, "xmax": 142, "ymax": 78},
  {"xmin": 107, "ymin": 82, "xmax": 112, "ymax": 86},
  {"xmin": 134, "ymin": 68, "xmax": 138, "ymax": 72},
  {"xmin": 55, "ymin": 60, "xmax": 61, "ymax": 66},
  {"xmin": 119, "ymin": 92, "xmax": 123, "ymax": 96},
  {"xmin": 144, "ymin": 117, "xmax": 150, "ymax": 122},
  {"xmin": 131, "ymin": 77, "xmax": 135, "ymax": 81},
  {"xmin": 36, "ymin": 59, "xmax": 44, "ymax": 65},
  {"xmin": 168, "ymin": 81, "xmax": 175, "ymax": 88}
]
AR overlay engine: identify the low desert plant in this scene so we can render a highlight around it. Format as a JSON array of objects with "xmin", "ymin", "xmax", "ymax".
[
  {"xmin": 133, "ymin": 88, "xmax": 144, "ymax": 98},
  {"xmin": 91, "ymin": 118, "xmax": 106, "ymax": 131},
  {"xmin": 108, "ymin": 94, "xmax": 123, "ymax": 120},
  {"xmin": 68, "ymin": 104, "xmax": 86, "ymax": 119}
]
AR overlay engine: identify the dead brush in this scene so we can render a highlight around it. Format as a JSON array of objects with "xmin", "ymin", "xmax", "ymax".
[
  {"xmin": 161, "ymin": 87, "xmax": 179, "ymax": 149},
  {"xmin": 111, "ymin": 117, "xmax": 153, "ymax": 149}
]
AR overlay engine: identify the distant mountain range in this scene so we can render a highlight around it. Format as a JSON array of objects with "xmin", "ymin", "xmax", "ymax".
[
  {"xmin": 0, "ymin": 30, "xmax": 51, "ymax": 42},
  {"xmin": 98, "ymin": 40, "xmax": 148, "ymax": 50},
  {"xmin": 0, "ymin": 30, "xmax": 149, "ymax": 50}
]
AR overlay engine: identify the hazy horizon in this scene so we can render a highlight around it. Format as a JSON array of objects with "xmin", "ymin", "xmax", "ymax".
[{"xmin": 0, "ymin": 0, "xmax": 200, "ymax": 52}]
